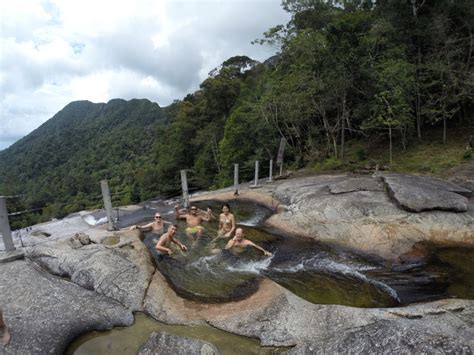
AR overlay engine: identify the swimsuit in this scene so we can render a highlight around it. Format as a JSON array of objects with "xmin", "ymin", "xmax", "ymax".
[
  {"xmin": 219, "ymin": 215, "xmax": 233, "ymax": 236},
  {"xmin": 186, "ymin": 225, "xmax": 204, "ymax": 235}
]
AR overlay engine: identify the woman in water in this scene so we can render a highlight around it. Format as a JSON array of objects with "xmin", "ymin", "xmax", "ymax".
[
  {"xmin": 130, "ymin": 213, "xmax": 169, "ymax": 235},
  {"xmin": 218, "ymin": 203, "xmax": 236, "ymax": 238}
]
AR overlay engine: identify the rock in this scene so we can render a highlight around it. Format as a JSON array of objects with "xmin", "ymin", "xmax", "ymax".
[
  {"xmin": 144, "ymin": 269, "xmax": 473, "ymax": 352},
  {"xmin": 382, "ymin": 173, "xmax": 470, "ymax": 212},
  {"xmin": 137, "ymin": 331, "xmax": 219, "ymax": 355},
  {"xmin": 267, "ymin": 174, "xmax": 474, "ymax": 260},
  {"xmin": 329, "ymin": 176, "xmax": 384, "ymax": 194},
  {"xmin": 26, "ymin": 231, "xmax": 154, "ymax": 311},
  {"xmin": 0, "ymin": 260, "xmax": 133, "ymax": 354},
  {"xmin": 286, "ymin": 319, "xmax": 472, "ymax": 354},
  {"xmin": 67, "ymin": 232, "xmax": 93, "ymax": 249}
]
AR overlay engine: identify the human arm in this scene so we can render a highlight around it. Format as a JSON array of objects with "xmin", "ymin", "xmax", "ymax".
[
  {"xmin": 174, "ymin": 205, "xmax": 186, "ymax": 220},
  {"xmin": 171, "ymin": 237, "xmax": 187, "ymax": 251},
  {"xmin": 225, "ymin": 238, "xmax": 236, "ymax": 250},
  {"xmin": 130, "ymin": 222, "xmax": 153, "ymax": 231},
  {"xmin": 247, "ymin": 241, "xmax": 272, "ymax": 257},
  {"xmin": 201, "ymin": 207, "xmax": 213, "ymax": 222}
]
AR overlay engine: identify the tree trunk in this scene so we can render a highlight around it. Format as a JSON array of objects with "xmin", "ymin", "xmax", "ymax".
[
  {"xmin": 389, "ymin": 125, "xmax": 393, "ymax": 165},
  {"xmin": 211, "ymin": 135, "xmax": 221, "ymax": 174},
  {"xmin": 443, "ymin": 116, "xmax": 447, "ymax": 144},
  {"xmin": 340, "ymin": 93, "xmax": 346, "ymax": 161}
]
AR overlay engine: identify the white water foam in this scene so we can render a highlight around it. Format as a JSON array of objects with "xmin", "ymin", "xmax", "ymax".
[
  {"xmin": 187, "ymin": 255, "xmax": 220, "ymax": 274},
  {"xmin": 274, "ymin": 256, "xmax": 399, "ymax": 301},
  {"xmin": 225, "ymin": 255, "xmax": 273, "ymax": 274},
  {"xmin": 82, "ymin": 215, "xmax": 108, "ymax": 226}
]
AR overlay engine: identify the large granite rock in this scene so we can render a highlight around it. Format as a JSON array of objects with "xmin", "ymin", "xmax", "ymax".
[
  {"xmin": 143, "ymin": 269, "xmax": 474, "ymax": 352},
  {"xmin": 267, "ymin": 174, "xmax": 474, "ymax": 260},
  {"xmin": 138, "ymin": 331, "xmax": 219, "ymax": 355},
  {"xmin": 25, "ymin": 231, "xmax": 154, "ymax": 311},
  {"xmin": 0, "ymin": 260, "xmax": 134, "ymax": 354},
  {"xmin": 382, "ymin": 173, "xmax": 471, "ymax": 212}
]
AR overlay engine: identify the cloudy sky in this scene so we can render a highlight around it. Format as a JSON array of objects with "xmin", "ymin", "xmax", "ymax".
[{"xmin": 0, "ymin": 0, "xmax": 290, "ymax": 150}]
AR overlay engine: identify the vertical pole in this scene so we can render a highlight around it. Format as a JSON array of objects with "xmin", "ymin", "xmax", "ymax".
[
  {"xmin": 253, "ymin": 160, "xmax": 260, "ymax": 187},
  {"xmin": 234, "ymin": 164, "xmax": 239, "ymax": 195},
  {"xmin": 100, "ymin": 180, "xmax": 115, "ymax": 231},
  {"xmin": 268, "ymin": 159, "xmax": 273, "ymax": 182},
  {"xmin": 0, "ymin": 196, "xmax": 15, "ymax": 251},
  {"xmin": 181, "ymin": 170, "xmax": 189, "ymax": 209},
  {"xmin": 279, "ymin": 164, "xmax": 283, "ymax": 177}
]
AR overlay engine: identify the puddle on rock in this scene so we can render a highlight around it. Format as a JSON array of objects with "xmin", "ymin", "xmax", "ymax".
[
  {"xmin": 66, "ymin": 313, "xmax": 286, "ymax": 355},
  {"xmin": 101, "ymin": 236, "xmax": 120, "ymax": 246}
]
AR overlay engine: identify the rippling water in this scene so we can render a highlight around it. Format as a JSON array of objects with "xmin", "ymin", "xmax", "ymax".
[{"xmin": 142, "ymin": 200, "xmax": 473, "ymax": 308}]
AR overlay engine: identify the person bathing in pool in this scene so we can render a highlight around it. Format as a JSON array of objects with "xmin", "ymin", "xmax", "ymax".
[
  {"xmin": 130, "ymin": 212, "xmax": 169, "ymax": 235},
  {"xmin": 225, "ymin": 227, "xmax": 272, "ymax": 257},
  {"xmin": 174, "ymin": 204, "xmax": 212, "ymax": 240},
  {"xmin": 155, "ymin": 224, "xmax": 187, "ymax": 256},
  {"xmin": 218, "ymin": 203, "xmax": 236, "ymax": 238}
]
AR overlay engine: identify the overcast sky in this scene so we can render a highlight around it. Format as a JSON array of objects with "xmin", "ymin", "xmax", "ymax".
[{"xmin": 0, "ymin": 0, "xmax": 290, "ymax": 151}]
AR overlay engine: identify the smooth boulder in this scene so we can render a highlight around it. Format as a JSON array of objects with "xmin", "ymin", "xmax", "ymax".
[
  {"xmin": 267, "ymin": 174, "xmax": 474, "ymax": 260},
  {"xmin": 25, "ymin": 231, "xmax": 154, "ymax": 311},
  {"xmin": 0, "ymin": 260, "xmax": 133, "ymax": 354}
]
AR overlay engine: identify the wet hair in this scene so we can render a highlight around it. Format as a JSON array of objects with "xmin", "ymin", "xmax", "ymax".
[
  {"xmin": 168, "ymin": 224, "xmax": 178, "ymax": 230},
  {"xmin": 221, "ymin": 203, "xmax": 231, "ymax": 211}
]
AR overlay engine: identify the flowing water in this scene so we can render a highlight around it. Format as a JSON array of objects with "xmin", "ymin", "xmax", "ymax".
[
  {"xmin": 70, "ymin": 199, "xmax": 474, "ymax": 353},
  {"xmin": 143, "ymin": 200, "xmax": 473, "ymax": 307}
]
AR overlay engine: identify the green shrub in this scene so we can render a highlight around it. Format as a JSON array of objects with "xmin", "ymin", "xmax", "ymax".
[
  {"xmin": 463, "ymin": 147, "xmax": 472, "ymax": 160},
  {"xmin": 356, "ymin": 148, "xmax": 367, "ymax": 161}
]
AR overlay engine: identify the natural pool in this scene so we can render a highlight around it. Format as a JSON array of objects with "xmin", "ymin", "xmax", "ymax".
[
  {"xmin": 140, "ymin": 200, "xmax": 473, "ymax": 308},
  {"xmin": 67, "ymin": 313, "xmax": 285, "ymax": 355},
  {"xmin": 70, "ymin": 199, "xmax": 473, "ymax": 354}
]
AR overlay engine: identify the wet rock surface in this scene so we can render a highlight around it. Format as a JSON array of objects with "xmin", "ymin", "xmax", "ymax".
[
  {"xmin": 25, "ymin": 231, "xmax": 154, "ymax": 311},
  {"xmin": 0, "ymin": 260, "xmax": 133, "ymax": 355},
  {"xmin": 143, "ymin": 270, "xmax": 474, "ymax": 352},
  {"xmin": 138, "ymin": 331, "xmax": 219, "ymax": 355}
]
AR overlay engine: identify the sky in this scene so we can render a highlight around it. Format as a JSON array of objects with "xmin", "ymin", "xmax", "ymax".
[{"xmin": 0, "ymin": 0, "xmax": 290, "ymax": 151}]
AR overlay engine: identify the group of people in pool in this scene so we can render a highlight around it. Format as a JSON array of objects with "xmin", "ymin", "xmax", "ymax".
[{"xmin": 130, "ymin": 204, "xmax": 272, "ymax": 258}]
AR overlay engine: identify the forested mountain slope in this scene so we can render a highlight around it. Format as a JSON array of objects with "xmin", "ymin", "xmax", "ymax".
[
  {"xmin": 1, "ymin": 0, "xmax": 473, "ymax": 229},
  {"xmin": 0, "ymin": 99, "xmax": 169, "ymax": 225}
]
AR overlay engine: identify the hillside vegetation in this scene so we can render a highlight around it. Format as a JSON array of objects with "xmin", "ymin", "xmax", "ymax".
[{"xmin": 1, "ymin": 0, "xmax": 473, "ymax": 229}]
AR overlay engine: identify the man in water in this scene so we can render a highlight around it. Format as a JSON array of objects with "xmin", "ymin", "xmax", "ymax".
[
  {"xmin": 156, "ymin": 224, "xmax": 188, "ymax": 256},
  {"xmin": 174, "ymin": 205, "xmax": 212, "ymax": 239},
  {"xmin": 225, "ymin": 227, "xmax": 272, "ymax": 257}
]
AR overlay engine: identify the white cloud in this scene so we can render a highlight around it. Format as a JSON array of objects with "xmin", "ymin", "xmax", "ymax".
[{"xmin": 0, "ymin": 0, "xmax": 290, "ymax": 150}]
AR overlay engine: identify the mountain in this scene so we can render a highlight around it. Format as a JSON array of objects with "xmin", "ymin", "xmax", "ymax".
[{"xmin": 0, "ymin": 98, "xmax": 170, "ymax": 225}]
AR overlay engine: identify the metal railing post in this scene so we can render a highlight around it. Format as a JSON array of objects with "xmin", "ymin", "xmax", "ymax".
[
  {"xmin": 100, "ymin": 180, "xmax": 115, "ymax": 231},
  {"xmin": 253, "ymin": 160, "xmax": 260, "ymax": 187},
  {"xmin": 234, "ymin": 164, "xmax": 239, "ymax": 195},
  {"xmin": 180, "ymin": 170, "xmax": 190, "ymax": 209},
  {"xmin": 0, "ymin": 196, "xmax": 15, "ymax": 251},
  {"xmin": 268, "ymin": 159, "xmax": 273, "ymax": 182}
]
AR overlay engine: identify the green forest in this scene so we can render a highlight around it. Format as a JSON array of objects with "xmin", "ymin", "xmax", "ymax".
[{"xmin": 0, "ymin": 0, "xmax": 473, "ymax": 229}]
